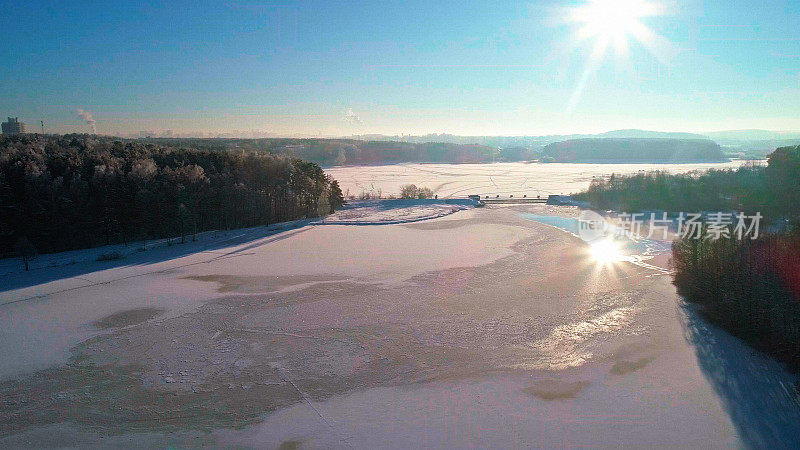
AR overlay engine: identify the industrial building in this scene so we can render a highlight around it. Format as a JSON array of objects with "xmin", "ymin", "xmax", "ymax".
[{"xmin": 1, "ymin": 117, "xmax": 25, "ymax": 135}]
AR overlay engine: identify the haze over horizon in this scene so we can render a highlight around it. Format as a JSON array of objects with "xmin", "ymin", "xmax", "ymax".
[{"xmin": 2, "ymin": 0, "xmax": 799, "ymax": 136}]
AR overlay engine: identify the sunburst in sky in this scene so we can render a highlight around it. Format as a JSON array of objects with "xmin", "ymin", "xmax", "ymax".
[
  {"xmin": 565, "ymin": 0, "xmax": 673, "ymax": 113},
  {"xmin": 3, "ymin": 1, "xmax": 799, "ymax": 135}
]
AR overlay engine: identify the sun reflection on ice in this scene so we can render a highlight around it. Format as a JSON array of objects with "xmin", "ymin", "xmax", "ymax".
[{"xmin": 587, "ymin": 238, "xmax": 629, "ymax": 266}]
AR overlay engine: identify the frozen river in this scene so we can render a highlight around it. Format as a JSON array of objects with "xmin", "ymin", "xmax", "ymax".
[{"xmin": 326, "ymin": 160, "xmax": 756, "ymax": 198}]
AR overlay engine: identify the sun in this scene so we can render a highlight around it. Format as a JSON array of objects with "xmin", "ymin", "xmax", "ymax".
[
  {"xmin": 570, "ymin": 0, "xmax": 662, "ymax": 56},
  {"xmin": 563, "ymin": 0, "xmax": 670, "ymax": 113}
]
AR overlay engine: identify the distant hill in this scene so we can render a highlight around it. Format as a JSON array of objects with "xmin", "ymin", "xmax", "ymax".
[
  {"xmin": 596, "ymin": 129, "xmax": 708, "ymax": 140},
  {"xmin": 138, "ymin": 136, "xmax": 733, "ymax": 166},
  {"xmin": 540, "ymin": 138, "xmax": 728, "ymax": 163},
  {"xmin": 139, "ymin": 137, "xmax": 507, "ymax": 166},
  {"xmin": 701, "ymin": 130, "xmax": 800, "ymax": 158},
  {"xmin": 351, "ymin": 129, "xmax": 710, "ymax": 147},
  {"xmin": 705, "ymin": 130, "xmax": 800, "ymax": 141},
  {"xmin": 131, "ymin": 130, "xmax": 796, "ymax": 165}
]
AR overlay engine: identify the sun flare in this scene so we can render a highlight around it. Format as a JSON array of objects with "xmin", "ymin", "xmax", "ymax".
[
  {"xmin": 564, "ymin": 0, "xmax": 670, "ymax": 113},
  {"xmin": 570, "ymin": 0, "xmax": 662, "ymax": 55},
  {"xmin": 587, "ymin": 238, "xmax": 627, "ymax": 265}
]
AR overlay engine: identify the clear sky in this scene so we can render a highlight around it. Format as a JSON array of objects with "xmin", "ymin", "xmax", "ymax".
[{"xmin": 1, "ymin": 0, "xmax": 798, "ymax": 136}]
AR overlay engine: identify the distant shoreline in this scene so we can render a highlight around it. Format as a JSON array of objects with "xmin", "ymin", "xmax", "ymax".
[{"xmin": 321, "ymin": 158, "xmax": 749, "ymax": 168}]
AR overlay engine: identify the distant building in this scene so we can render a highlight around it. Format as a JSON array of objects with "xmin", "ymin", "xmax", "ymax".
[{"xmin": 1, "ymin": 117, "xmax": 25, "ymax": 135}]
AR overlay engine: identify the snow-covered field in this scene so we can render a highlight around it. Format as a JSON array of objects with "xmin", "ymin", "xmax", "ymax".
[
  {"xmin": 1, "ymin": 200, "xmax": 798, "ymax": 448},
  {"xmin": 326, "ymin": 160, "xmax": 755, "ymax": 198}
]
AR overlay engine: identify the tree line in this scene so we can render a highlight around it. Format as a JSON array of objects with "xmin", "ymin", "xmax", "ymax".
[
  {"xmin": 672, "ymin": 227, "xmax": 800, "ymax": 369},
  {"xmin": 0, "ymin": 134, "xmax": 344, "ymax": 258},
  {"xmin": 540, "ymin": 138, "xmax": 727, "ymax": 163},
  {"xmin": 576, "ymin": 145, "xmax": 800, "ymax": 218},
  {"xmin": 139, "ymin": 137, "xmax": 502, "ymax": 166},
  {"xmin": 574, "ymin": 162, "xmax": 770, "ymax": 215}
]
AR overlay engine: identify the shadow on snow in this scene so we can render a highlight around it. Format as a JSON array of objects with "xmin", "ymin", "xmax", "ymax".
[{"xmin": 680, "ymin": 303, "xmax": 800, "ymax": 447}]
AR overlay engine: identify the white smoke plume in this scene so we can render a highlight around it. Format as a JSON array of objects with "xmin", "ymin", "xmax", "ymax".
[
  {"xmin": 76, "ymin": 109, "xmax": 97, "ymax": 133},
  {"xmin": 342, "ymin": 108, "xmax": 363, "ymax": 125}
]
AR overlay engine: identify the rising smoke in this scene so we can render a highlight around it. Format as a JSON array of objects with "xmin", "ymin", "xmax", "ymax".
[
  {"xmin": 76, "ymin": 109, "xmax": 97, "ymax": 133},
  {"xmin": 342, "ymin": 108, "xmax": 363, "ymax": 125}
]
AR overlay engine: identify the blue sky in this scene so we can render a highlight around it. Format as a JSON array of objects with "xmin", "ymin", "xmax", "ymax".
[{"xmin": 1, "ymin": 0, "xmax": 798, "ymax": 136}]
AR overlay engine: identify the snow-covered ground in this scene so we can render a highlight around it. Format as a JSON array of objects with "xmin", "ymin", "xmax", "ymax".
[
  {"xmin": 326, "ymin": 160, "xmax": 755, "ymax": 199},
  {"xmin": 1, "ymin": 201, "xmax": 798, "ymax": 448},
  {"xmin": 0, "ymin": 219, "xmax": 314, "ymax": 281},
  {"xmin": 0, "ymin": 200, "xmax": 475, "ymax": 293},
  {"xmin": 321, "ymin": 199, "xmax": 477, "ymax": 225},
  {"xmin": 0, "ymin": 200, "xmax": 498, "ymax": 378}
]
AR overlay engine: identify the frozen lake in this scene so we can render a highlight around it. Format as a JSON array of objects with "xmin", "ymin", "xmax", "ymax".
[
  {"xmin": 326, "ymin": 160, "xmax": 756, "ymax": 198},
  {"xmin": 2, "ymin": 194, "xmax": 797, "ymax": 448}
]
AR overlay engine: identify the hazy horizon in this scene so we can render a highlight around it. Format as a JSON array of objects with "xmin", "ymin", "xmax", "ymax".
[{"xmin": 40, "ymin": 127, "xmax": 800, "ymax": 141}]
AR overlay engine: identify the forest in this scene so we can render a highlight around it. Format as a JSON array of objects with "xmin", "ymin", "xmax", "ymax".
[
  {"xmin": 575, "ymin": 145, "xmax": 800, "ymax": 218},
  {"xmin": 672, "ymin": 226, "xmax": 800, "ymax": 370},
  {"xmin": 136, "ymin": 136, "xmax": 736, "ymax": 166},
  {"xmin": 573, "ymin": 163, "xmax": 769, "ymax": 214},
  {"xmin": 0, "ymin": 134, "xmax": 344, "ymax": 258},
  {"xmin": 540, "ymin": 138, "xmax": 728, "ymax": 163},
  {"xmin": 577, "ymin": 145, "xmax": 800, "ymax": 369},
  {"xmin": 139, "ymin": 137, "xmax": 506, "ymax": 166}
]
